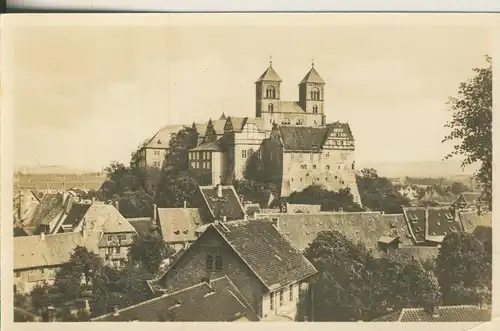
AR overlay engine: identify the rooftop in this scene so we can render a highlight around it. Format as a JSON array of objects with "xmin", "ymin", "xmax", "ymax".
[
  {"xmin": 157, "ymin": 208, "xmax": 204, "ymax": 243},
  {"xmin": 373, "ymin": 305, "xmax": 491, "ymax": 322},
  {"xmin": 199, "ymin": 185, "xmax": 246, "ymax": 221},
  {"xmin": 92, "ymin": 276, "xmax": 259, "ymax": 322}
]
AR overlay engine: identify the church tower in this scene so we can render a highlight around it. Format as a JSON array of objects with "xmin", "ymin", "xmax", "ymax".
[
  {"xmin": 255, "ymin": 59, "xmax": 282, "ymax": 125},
  {"xmin": 299, "ymin": 62, "xmax": 326, "ymax": 125}
]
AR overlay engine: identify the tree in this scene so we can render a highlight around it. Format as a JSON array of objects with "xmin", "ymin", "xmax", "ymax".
[
  {"xmin": 304, "ymin": 231, "xmax": 441, "ymax": 321},
  {"xmin": 164, "ymin": 126, "xmax": 199, "ymax": 172},
  {"xmin": 155, "ymin": 170, "xmax": 200, "ymax": 207},
  {"xmin": 233, "ymin": 179, "xmax": 277, "ymax": 208},
  {"xmin": 117, "ymin": 189, "xmax": 155, "ymax": 218},
  {"xmin": 356, "ymin": 168, "xmax": 412, "ymax": 214},
  {"xmin": 449, "ymin": 181, "xmax": 470, "ymax": 195},
  {"xmin": 435, "ymin": 232, "xmax": 491, "ymax": 306},
  {"xmin": 443, "ymin": 55, "xmax": 492, "ymax": 209},
  {"xmin": 128, "ymin": 231, "xmax": 175, "ymax": 274},
  {"xmin": 287, "ymin": 185, "xmax": 363, "ymax": 212},
  {"xmin": 106, "ymin": 262, "xmax": 155, "ymax": 308}
]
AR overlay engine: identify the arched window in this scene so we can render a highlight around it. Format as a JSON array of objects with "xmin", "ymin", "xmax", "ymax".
[
  {"xmin": 268, "ymin": 104, "xmax": 274, "ymax": 112},
  {"xmin": 310, "ymin": 88, "xmax": 320, "ymax": 100},
  {"xmin": 266, "ymin": 86, "xmax": 276, "ymax": 98},
  {"xmin": 313, "ymin": 105, "xmax": 318, "ymax": 113}
]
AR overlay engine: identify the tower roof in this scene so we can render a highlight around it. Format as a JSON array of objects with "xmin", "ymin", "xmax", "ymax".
[
  {"xmin": 256, "ymin": 62, "xmax": 282, "ymax": 83},
  {"xmin": 300, "ymin": 65, "xmax": 325, "ymax": 84}
]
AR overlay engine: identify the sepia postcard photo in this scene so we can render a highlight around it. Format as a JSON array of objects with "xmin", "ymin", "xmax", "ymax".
[{"xmin": 0, "ymin": 13, "xmax": 497, "ymax": 327}]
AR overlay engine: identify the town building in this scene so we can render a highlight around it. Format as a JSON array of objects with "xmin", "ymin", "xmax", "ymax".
[
  {"xmin": 260, "ymin": 122, "xmax": 361, "ymax": 201},
  {"xmin": 453, "ymin": 192, "xmax": 486, "ymax": 211},
  {"xmin": 14, "ymin": 231, "xmax": 101, "ymax": 295},
  {"xmin": 150, "ymin": 219, "xmax": 317, "ymax": 321},
  {"xmin": 92, "ymin": 276, "xmax": 259, "ymax": 322},
  {"xmin": 156, "ymin": 207, "xmax": 204, "ymax": 251}
]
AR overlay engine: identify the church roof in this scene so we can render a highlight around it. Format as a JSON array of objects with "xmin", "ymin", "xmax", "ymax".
[
  {"xmin": 256, "ymin": 64, "xmax": 282, "ymax": 83},
  {"xmin": 300, "ymin": 66, "xmax": 325, "ymax": 84}
]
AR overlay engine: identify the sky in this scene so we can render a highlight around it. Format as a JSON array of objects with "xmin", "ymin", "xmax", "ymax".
[{"xmin": 8, "ymin": 14, "xmax": 493, "ymax": 172}]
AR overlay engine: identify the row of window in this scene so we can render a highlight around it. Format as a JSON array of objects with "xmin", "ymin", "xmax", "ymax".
[
  {"xmin": 107, "ymin": 234, "xmax": 127, "ymax": 242},
  {"xmin": 269, "ymin": 284, "xmax": 295, "ymax": 310},
  {"xmin": 241, "ymin": 149, "xmax": 258, "ymax": 159},
  {"xmin": 107, "ymin": 247, "xmax": 122, "ymax": 254},
  {"xmin": 300, "ymin": 164, "xmax": 343, "ymax": 170},
  {"xmin": 291, "ymin": 177, "xmax": 345, "ymax": 184},
  {"xmin": 191, "ymin": 161, "xmax": 211, "ymax": 170},
  {"xmin": 189, "ymin": 151, "xmax": 212, "ymax": 160},
  {"xmin": 153, "ymin": 150, "xmax": 162, "ymax": 156}
]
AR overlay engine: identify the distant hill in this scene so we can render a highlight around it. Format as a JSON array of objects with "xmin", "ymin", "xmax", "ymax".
[
  {"xmin": 357, "ymin": 160, "xmax": 479, "ymax": 179},
  {"xmin": 15, "ymin": 165, "xmax": 102, "ymax": 175}
]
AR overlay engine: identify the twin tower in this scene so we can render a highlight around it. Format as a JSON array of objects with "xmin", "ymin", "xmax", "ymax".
[{"xmin": 255, "ymin": 60, "xmax": 326, "ymax": 128}]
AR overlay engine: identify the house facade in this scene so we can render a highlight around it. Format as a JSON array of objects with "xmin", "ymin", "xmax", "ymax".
[{"xmin": 153, "ymin": 220, "xmax": 317, "ymax": 321}]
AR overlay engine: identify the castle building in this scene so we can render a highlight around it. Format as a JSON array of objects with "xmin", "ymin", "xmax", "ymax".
[{"xmin": 185, "ymin": 61, "xmax": 361, "ymax": 202}]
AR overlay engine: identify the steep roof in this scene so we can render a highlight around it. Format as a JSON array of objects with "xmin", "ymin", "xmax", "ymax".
[
  {"xmin": 144, "ymin": 125, "xmax": 185, "ymax": 149},
  {"xmin": 126, "ymin": 217, "xmax": 156, "ymax": 235},
  {"xmin": 212, "ymin": 219, "xmax": 317, "ymax": 290},
  {"xmin": 373, "ymin": 305, "xmax": 491, "ymax": 322},
  {"xmin": 30, "ymin": 193, "xmax": 66, "ymax": 226},
  {"xmin": 82, "ymin": 204, "xmax": 136, "ymax": 234},
  {"xmin": 62, "ymin": 203, "xmax": 91, "ymax": 227},
  {"xmin": 92, "ymin": 276, "xmax": 259, "ymax": 322},
  {"xmin": 458, "ymin": 192, "xmax": 483, "ymax": 205},
  {"xmin": 157, "ymin": 208, "xmax": 204, "ymax": 243},
  {"xmin": 458, "ymin": 211, "xmax": 492, "ymax": 233},
  {"xmin": 402, "ymin": 207, "xmax": 427, "ymax": 244},
  {"xmin": 256, "ymin": 64, "xmax": 282, "ymax": 82},
  {"xmin": 190, "ymin": 138, "xmax": 223, "ymax": 152},
  {"xmin": 14, "ymin": 231, "xmax": 101, "ymax": 270},
  {"xmin": 199, "ymin": 185, "xmax": 246, "ymax": 221},
  {"xmin": 300, "ymin": 66, "xmax": 325, "ymax": 84},
  {"xmin": 259, "ymin": 212, "xmax": 413, "ymax": 255},
  {"xmin": 279, "ymin": 126, "xmax": 329, "ymax": 151}
]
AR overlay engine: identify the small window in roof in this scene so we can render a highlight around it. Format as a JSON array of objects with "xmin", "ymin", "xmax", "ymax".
[{"xmin": 409, "ymin": 213, "xmax": 419, "ymax": 221}]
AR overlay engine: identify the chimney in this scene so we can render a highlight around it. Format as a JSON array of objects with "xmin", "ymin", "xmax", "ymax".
[
  {"xmin": 114, "ymin": 200, "xmax": 120, "ymax": 212},
  {"xmin": 91, "ymin": 197, "xmax": 96, "ymax": 204},
  {"xmin": 183, "ymin": 200, "xmax": 187, "ymax": 209},
  {"xmin": 153, "ymin": 204, "xmax": 157, "ymax": 222},
  {"xmin": 112, "ymin": 306, "xmax": 120, "ymax": 317},
  {"xmin": 40, "ymin": 231, "xmax": 45, "ymax": 241},
  {"xmin": 47, "ymin": 306, "xmax": 56, "ymax": 322},
  {"xmin": 477, "ymin": 204, "xmax": 482, "ymax": 216},
  {"xmin": 216, "ymin": 184, "xmax": 223, "ymax": 198},
  {"xmin": 222, "ymin": 215, "xmax": 227, "ymax": 222}
]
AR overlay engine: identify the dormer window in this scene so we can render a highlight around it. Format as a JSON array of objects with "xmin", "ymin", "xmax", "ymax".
[{"xmin": 409, "ymin": 213, "xmax": 419, "ymax": 221}]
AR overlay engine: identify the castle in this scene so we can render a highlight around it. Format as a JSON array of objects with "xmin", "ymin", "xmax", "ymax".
[{"xmin": 134, "ymin": 60, "xmax": 361, "ymax": 204}]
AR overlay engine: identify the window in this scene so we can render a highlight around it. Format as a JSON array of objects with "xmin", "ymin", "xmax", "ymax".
[
  {"xmin": 118, "ymin": 235, "xmax": 126, "ymax": 241},
  {"xmin": 242, "ymin": 150, "xmax": 247, "ymax": 158},
  {"xmin": 326, "ymin": 165, "xmax": 330, "ymax": 170},
  {"xmin": 289, "ymin": 284, "xmax": 294, "ymax": 301},
  {"xmin": 190, "ymin": 161, "xmax": 195, "ymax": 168},
  {"xmin": 116, "ymin": 247, "xmax": 121, "ymax": 254},
  {"xmin": 188, "ymin": 153, "xmax": 192, "ymax": 160},
  {"xmin": 279, "ymin": 289, "xmax": 284, "ymax": 306},
  {"xmin": 326, "ymin": 152, "xmax": 330, "ymax": 158},
  {"xmin": 41, "ymin": 268, "xmax": 45, "ymax": 275},
  {"xmin": 300, "ymin": 165, "xmax": 307, "ymax": 170},
  {"xmin": 270, "ymin": 292, "xmax": 274, "ymax": 310},
  {"xmin": 312, "ymin": 165, "xmax": 316, "ymax": 169},
  {"xmin": 313, "ymin": 105, "xmax": 318, "ymax": 113},
  {"xmin": 107, "ymin": 247, "xmax": 113, "ymax": 254},
  {"xmin": 206, "ymin": 254, "xmax": 214, "ymax": 271},
  {"xmin": 107, "ymin": 235, "xmax": 113, "ymax": 242},
  {"xmin": 268, "ymin": 103, "xmax": 274, "ymax": 112},
  {"xmin": 15, "ymin": 272, "xmax": 20, "ymax": 278},
  {"xmin": 266, "ymin": 86, "xmax": 276, "ymax": 98},
  {"xmin": 215, "ymin": 254, "xmax": 222, "ymax": 270}
]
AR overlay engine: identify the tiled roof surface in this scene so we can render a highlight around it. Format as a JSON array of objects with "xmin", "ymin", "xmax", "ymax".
[
  {"xmin": 144, "ymin": 125, "xmax": 185, "ymax": 149},
  {"xmin": 14, "ymin": 231, "xmax": 101, "ymax": 270},
  {"xmin": 376, "ymin": 305, "xmax": 492, "ymax": 322},
  {"xmin": 82, "ymin": 204, "xmax": 136, "ymax": 234},
  {"xmin": 285, "ymin": 203, "xmax": 321, "ymax": 214},
  {"xmin": 459, "ymin": 211, "xmax": 492, "ymax": 233},
  {"xmin": 300, "ymin": 67, "xmax": 325, "ymax": 84},
  {"xmin": 190, "ymin": 138, "xmax": 223, "ymax": 152},
  {"xmin": 402, "ymin": 207, "xmax": 427, "ymax": 244},
  {"xmin": 279, "ymin": 126, "xmax": 329, "ymax": 151},
  {"xmin": 199, "ymin": 185, "xmax": 246, "ymax": 221},
  {"xmin": 256, "ymin": 64, "xmax": 282, "ymax": 82},
  {"xmin": 213, "ymin": 219, "xmax": 317, "ymax": 290},
  {"xmin": 30, "ymin": 193, "xmax": 66, "ymax": 226},
  {"xmin": 259, "ymin": 212, "xmax": 412, "ymax": 255},
  {"xmin": 326, "ymin": 122, "xmax": 355, "ymax": 140},
  {"xmin": 426, "ymin": 208, "xmax": 461, "ymax": 242},
  {"xmin": 278, "ymin": 101, "xmax": 305, "ymax": 114},
  {"xmin": 157, "ymin": 208, "xmax": 203, "ymax": 243},
  {"xmin": 62, "ymin": 203, "xmax": 91, "ymax": 227},
  {"xmin": 92, "ymin": 276, "xmax": 259, "ymax": 322}
]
